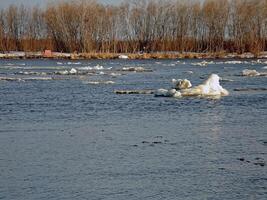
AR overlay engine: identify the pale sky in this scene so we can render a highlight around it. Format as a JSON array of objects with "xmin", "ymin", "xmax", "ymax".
[{"xmin": 0, "ymin": 0, "xmax": 123, "ymax": 8}]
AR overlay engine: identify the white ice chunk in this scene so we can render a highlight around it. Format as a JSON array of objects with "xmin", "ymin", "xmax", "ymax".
[{"xmin": 181, "ymin": 74, "xmax": 229, "ymax": 97}]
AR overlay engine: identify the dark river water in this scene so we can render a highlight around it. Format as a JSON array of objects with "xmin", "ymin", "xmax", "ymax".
[{"xmin": 0, "ymin": 59, "xmax": 266, "ymax": 199}]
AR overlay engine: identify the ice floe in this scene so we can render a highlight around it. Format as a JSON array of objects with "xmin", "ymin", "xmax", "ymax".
[
  {"xmin": 109, "ymin": 72, "xmax": 122, "ymax": 77},
  {"xmin": 184, "ymin": 71, "xmax": 194, "ymax": 74},
  {"xmin": 180, "ymin": 74, "xmax": 229, "ymax": 97},
  {"xmin": 121, "ymin": 67, "xmax": 152, "ymax": 72},
  {"xmin": 172, "ymin": 79, "xmax": 192, "ymax": 90},
  {"xmin": 23, "ymin": 77, "xmax": 53, "ymax": 81},
  {"xmin": 191, "ymin": 61, "xmax": 214, "ymax": 67},
  {"xmin": 115, "ymin": 90, "xmax": 154, "ymax": 94},
  {"xmin": 0, "ymin": 77, "xmax": 23, "ymax": 81},
  {"xmin": 55, "ymin": 68, "xmax": 78, "ymax": 75},
  {"xmin": 155, "ymin": 89, "xmax": 181, "ymax": 98},
  {"xmin": 251, "ymin": 59, "xmax": 267, "ymax": 64},
  {"xmin": 69, "ymin": 68, "xmax": 77, "ymax": 74},
  {"xmin": 242, "ymin": 69, "xmax": 261, "ymax": 76},
  {"xmin": 16, "ymin": 71, "xmax": 48, "ymax": 76},
  {"xmin": 224, "ymin": 61, "xmax": 243, "ymax": 64},
  {"xmin": 115, "ymin": 74, "xmax": 229, "ymax": 99},
  {"xmin": 67, "ymin": 62, "xmax": 81, "ymax": 65},
  {"xmin": 0, "ymin": 76, "xmax": 53, "ymax": 81},
  {"xmin": 55, "ymin": 70, "xmax": 69, "ymax": 75},
  {"xmin": 84, "ymin": 81, "xmax": 115, "ymax": 85},
  {"xmin": 118, "ymin": 55, "xmax": 128, "ymax": 59},
  {"xmin": 77, "ymin": 65, "xmax": 108, "ymax": 71}
]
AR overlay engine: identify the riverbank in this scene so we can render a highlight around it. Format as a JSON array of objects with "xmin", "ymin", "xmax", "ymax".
[{"xmin": 1, "ymin": 51, "xmax": 267, "ymax": 60}]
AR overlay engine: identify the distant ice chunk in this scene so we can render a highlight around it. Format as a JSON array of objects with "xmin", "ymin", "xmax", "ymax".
[
  {"xmin": 110, "ymin": 72, "xmax": 122, "ymax": 77},
  {"xmin": 23, "ymin": 77, "xmax": 53, "ymax": 81},
  {"xmin": 78, "ymin": 65, "xmax": 105, "ymax": 71},
  {"xmin": 118, "ymin": 55, "xmax": 128, "ymax": 59},
  {"xmin": 85, "ymin": 81, "xmax": 115, "ymax": 85},
  {"xmin": 184, "ymin": 71, "xmax": 194, "ymax": 74},
  {"xmin": 242, "ymin": 69, "xmax": 260, "ymax": 77},
  {"xmin": 224, "ymin": 61, "xmax": 243, "ymax": 64},
  {"xmin": 121, "ymin": 67, "xmax": 152, "ymax": 72},
  {"xmin": 55, "ymin": 70, "xmax": 69, "ymax": 75},
  {"xmin": 155, "ymin": 88, "xmax": 181, "ymax": 98},
  {"xmin": 55, "ymin": 68, "xmax": 78, "ymax": 75},
  {"xmin": 191, "ymin": 61, "xmax": 214, "ymax": 67},
  {"xmin": 172, "ymin": 79, "xmax": 192, "ymax": 90},
  {"xmin": 67, "ymin": 62, "xmax": 81, "ymax": 65},
  {"xmin": 69, "ymin": 68, "xmax": 77, "ymax": 74}
]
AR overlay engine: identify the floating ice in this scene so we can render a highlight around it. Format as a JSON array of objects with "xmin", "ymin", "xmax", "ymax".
[
  {"xmin": 55, "ymin": 68, "xmax": 78, "ymax": 75},
  {"xmin": 69, "ymin": 68, "xmax": 77, "ymax": 74},
  {"xmin": 118, "ymin": 55, "xmax": 128, "ymax": 59},
  {"xmin": 181, "ymin": 74, "xmax": 229, "ymax": 97},
  {"xmin": 17, "ymin": 71, "xmax": 47, "ymax": 76},
  {"xmin": 0, "ymin": 76, "xmax": 53, "ymax": 81},
  {"xmin": 115, "ymin": 90, "xmax": 154, "ymax": 94},
  {"xmin": 94, "ymin": 65, "xmax": 105, "ymax": 70},
  {"xmin": 67, "ymin": 62, "xmax": 81, "ymax": 65},
  {"xmin": 77, "ymin": 65, "xmax": 105, "ymax": 71},
  {"xmin": 155, "ymin": 89, "xmax": 181, "ymax": 98},
  {"xmin": 110, "ymin": 72, "xmax": 122, "ymax": 77},
  {"xmin": 85, "ymin": 81, "xmax": 115, "ymax": 85},
  {"xmin": 251, "ymin": 59, "xmax": 267, "ymax": 64},
  {"xmin": 121, "ymin": 67, "xmax": 152, "ymax": 72},
  {"xmin": 172, "ymin": 79, "xmax": 192, "ymax": 90},
  {"xmin": 184, "ymin": 71, "xmax": 194, "ymax": 74},
  {"xmin": 191, "ymin": 61, "xmax": 214, "ymax": 67},
  {"xmin": 55, "ymin": 70, "xmax": 69, "ymax": 75},
  {"xmin": 23, "ymin": 77, "xmax": 53, "ymax": 81},
  {"xmin": 224, "ymin": 61, "xmax": 243, "ymax": 64},
  {"xmin": 242, "ymin": 69, "xmax": 260, "ymax": 76},
  {"xmin": 0, "ymin": 77, "xmax": 23, "ymax": 81}
]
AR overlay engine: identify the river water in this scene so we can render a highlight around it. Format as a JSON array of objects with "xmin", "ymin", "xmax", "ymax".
[{"xmin": 0, "ymin": 59, "xmax": 266, "ymax": 199}]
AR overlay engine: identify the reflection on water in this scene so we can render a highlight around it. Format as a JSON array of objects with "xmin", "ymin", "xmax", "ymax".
[{"xmin": 0, "ymin": 59, "xmax": 266, "ymax": 200}]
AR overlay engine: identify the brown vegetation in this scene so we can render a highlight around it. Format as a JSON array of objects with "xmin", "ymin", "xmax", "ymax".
[{"xmin": 0, "ymin": 0, "xmax": 266, "ymax": 55}]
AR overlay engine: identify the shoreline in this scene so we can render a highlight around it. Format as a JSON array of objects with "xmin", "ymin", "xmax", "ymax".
[{"xmin": 0, "ymin": 51, "xmax": 267, "ymax": 60}]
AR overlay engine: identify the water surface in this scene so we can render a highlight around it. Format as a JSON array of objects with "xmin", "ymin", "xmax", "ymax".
[{"xmin": 0, "ymin": 59, "xmax": 266, "ymax": 199}]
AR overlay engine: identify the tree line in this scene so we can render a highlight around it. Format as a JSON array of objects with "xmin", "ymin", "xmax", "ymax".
[{"xmin": 0, "ymin": 0, "xmax": 266, "ymax": 54}]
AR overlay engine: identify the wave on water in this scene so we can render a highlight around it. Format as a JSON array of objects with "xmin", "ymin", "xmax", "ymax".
[{"xmin": 234, "ymin": 88, "xmax": 267, "ymax": 92}]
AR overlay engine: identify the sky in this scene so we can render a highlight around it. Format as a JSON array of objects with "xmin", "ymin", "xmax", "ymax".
[{"xmin": 0, "ymin": 0, "xmax": 123, "ymax": 8}]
